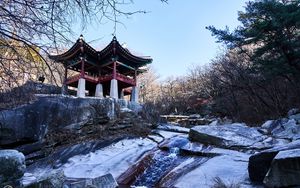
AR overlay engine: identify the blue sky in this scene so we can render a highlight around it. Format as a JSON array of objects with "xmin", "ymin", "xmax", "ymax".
[{"xmin": 74, "ymin": 0, "xmax": 249, "ymax": 79}]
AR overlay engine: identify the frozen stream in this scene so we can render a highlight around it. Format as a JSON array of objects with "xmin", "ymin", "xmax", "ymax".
[
  {"xmin": 133, "ymin": 147, "xmax": 183, "ymax": 187},
  {"xmin": 21, "ymin": 129, "xmax": 252, "ymax": 188}
]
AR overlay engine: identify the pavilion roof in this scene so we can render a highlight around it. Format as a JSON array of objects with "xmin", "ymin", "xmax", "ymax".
[{"xmin": 49, "ymin": 36, "xmax": 152, "ymax": 68}]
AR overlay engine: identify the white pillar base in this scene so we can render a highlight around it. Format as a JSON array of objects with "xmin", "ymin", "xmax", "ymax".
[
  {"xmin": 95, "ymin": 83, "xmax": 103, "ymax": 98},
  {"xmin": 131, "ymin": 86, "xmax": 139, "ymax": 103},
  {"xmin": 120, "ymin": 89, "xmax": 124, "ymax": 100},
  {"xmin": 77, "ymin": 78, "xmax": 86, "ymax": 98},
  {"xmin": 110, "ymin": 79, "xmax": 118, "ymax": 99}
]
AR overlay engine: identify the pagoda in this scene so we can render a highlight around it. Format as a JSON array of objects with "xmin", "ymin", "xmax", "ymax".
[{"xmin": 49, "ymin": 35, "xmax": 152, "ymax": 102}]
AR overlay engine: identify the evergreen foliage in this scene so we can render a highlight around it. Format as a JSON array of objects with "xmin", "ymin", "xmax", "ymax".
[{"xmin": 207, "ymin": 0, "xmax": 300, "ymax": 77}]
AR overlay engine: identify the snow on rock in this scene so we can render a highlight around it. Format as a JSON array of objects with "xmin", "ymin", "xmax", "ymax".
[
  {"xmin": 289, "ymin": 113, "xmax": 300, "ymax": 123},
  {"xmin": 159, "ymin": 136, "xmax": 190, "ymax": 150},
  {"xmin": 272, "ymin": 119, "xmax": 300, "ymax": 140},
  {"xmin": 263, "ymin": 149, "xmax": 300, "ymax": 187},
  {"xmin": 288, "ymin": 108, "xmax": 300, "ymax": 117},
  {"xmin": 189, "ymin": 123, "xmax": 265, "ymax": 149},
  {"xmin": 147, "ymin": 135, "xmax": 164, "ymax": 143},
  {"xmin": 21, "ymin": 138, "xmax": 156, "ymax": 186},
  {"xmin": 62, "ymin": 138, "xmax": 156, "ymax": 179},
  {"xmin": 248, "ymin": 139, "xmax": 300, "ymax": 183},
  {"xmin": 157, "ymin": 123, "xmax": 190, "ymax": 133},
  {"xmin": 64, "ymin": 173, "xmax": 118, "ymax": 188},
  {"xmin": 174, "ymin": 154, "xmax": 250, "ymax": 188},
  {"xmin": 152, "ymin": 130, "xmax": 187, "ymax": 139}
]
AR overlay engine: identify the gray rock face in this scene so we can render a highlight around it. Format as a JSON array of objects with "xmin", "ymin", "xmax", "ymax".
[
  {"xmin": 248, "ymin": 140, "xmax": 300, "ymax": 183},
  {"xmin": 0, "ymin": 96, "xmax": 116, "ymax": 145},
  {"xmin": 264, "ymin": 149, "xmax": 300, "ymax": 187},
  {"xmin": 189, "ymin": 123, "xmax": 265, "ymax": 149},
  {"xmin": 26, "ymin": 170, "xmax": 65, "ymax": 188},
  {"xmin": 0, "ymin": 150, "xmax": 26, "ymax": 186},
  {"xmin": 64, "ymin": 174, "xmax": 118, "ymax": 188}
]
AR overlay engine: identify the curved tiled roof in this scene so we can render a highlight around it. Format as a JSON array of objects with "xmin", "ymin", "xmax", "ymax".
[{"xmin": 49, "ymin": 36, "xmax": 152, "ymax": 68}]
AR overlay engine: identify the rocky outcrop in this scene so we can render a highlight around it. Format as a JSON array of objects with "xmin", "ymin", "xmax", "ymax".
[
  {"xmin": 189, "ymin": 123, "xmax": 265, "ymax": 149},
  {"xmin": 0, "ymin": 96, "xmax": 116, "ymax": 146},
  {"xmin": 26, "ymin": 171, "xmax": 65, "ymax": 188},
  {"xmin": 0, "ymin": 150, "xmax": 26, "ymax": 187},
  {"xmin": 263, "ymin": 149, "xmax": 300, "ymax": 187},
  {"xmin": 64, "ymin": 174, "xmax": 118, "ymax": 188},
  {"xmin": 261, "ymin": 119, "xmax": 300, "ymax": 140},
  {"xmin": 26, "ymin": 172, "xmax": 118, "ymax": 188},
  {"xmin": 248, "ymin": 140, "xmax": 300, "ymax": 182}
]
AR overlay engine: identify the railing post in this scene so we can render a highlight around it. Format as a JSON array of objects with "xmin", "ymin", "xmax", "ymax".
[
  {"xmin": 80, "ymin": 57, "xmax": 85, "ymax": 78},
  {"xmin": 113, "ymin": 61, "xmax": 117, "ymax": 79}
]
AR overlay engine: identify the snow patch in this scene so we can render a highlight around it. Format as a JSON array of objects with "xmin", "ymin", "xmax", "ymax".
[
  {"xmin": 175, "ymin": 155, "xmax": 249, "ymax": 188},
  {"xmin": 63, "ymin": 138, "xmax": 156, "ymax": 179}
]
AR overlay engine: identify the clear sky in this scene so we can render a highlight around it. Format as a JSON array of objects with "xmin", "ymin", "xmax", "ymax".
[{"xmin": 73, "ymin": 0, "xmax": 249, "ymax": 80}]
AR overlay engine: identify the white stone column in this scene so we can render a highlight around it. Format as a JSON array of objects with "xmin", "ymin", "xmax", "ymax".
[
  {"xmin": 131, "ymin": 86, "xmax": 139, "ymax": 103},
  {"xmin": 120, "ymin": 89, "xmax": 125, "ymax": 99},
  {"xmin": 110, "ymin": 79, "xmax": 118, "ymax": 99},
  {"xmin": 95, "ymin": 83, "xmax": 104, "ymax": 98},
  {"xmin": 77, "ymin": 78, "xmax": 86, "ymax": 97}
]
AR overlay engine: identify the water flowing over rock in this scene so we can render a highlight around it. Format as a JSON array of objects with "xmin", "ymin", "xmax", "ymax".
[
  {"xmin": 189, "ymin": 123, "xmax": 265, "ymax": 149},
  {"xmin": 0, "ymin": 150, "xmax": 26, "ymax": 187},
  {"xmin": 263, "ymin": 149, "xmax": 300, "ymax": 187}
]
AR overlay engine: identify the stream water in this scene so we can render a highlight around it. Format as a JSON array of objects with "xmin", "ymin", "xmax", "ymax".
[{"xmin": 133, "ymin": 147, "xmax": 184, "ymax": 187}]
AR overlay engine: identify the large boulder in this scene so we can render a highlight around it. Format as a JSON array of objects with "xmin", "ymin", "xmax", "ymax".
[
  {"xmin": 0, "ymin": 96, "xmax": 116, "ymax": 145},
  {"xmin": 248, "ymin": 140, "xmax": 300, "ymax": 182},
  {"xmin": 0, "ymin": 150, "xmax": 26, "ymax": 186},
  {"xmin": 263, "ymin": 149, "xmax": 300, "ymax": 187},
  {"xmin": 189, "ymin": 123, "xmax": 265, "ymax": 149}
]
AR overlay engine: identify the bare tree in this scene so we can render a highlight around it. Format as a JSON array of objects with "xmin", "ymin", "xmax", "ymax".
[{"xmin": 0, "ymin": 0, "xmax": 167, "ymax": 90}]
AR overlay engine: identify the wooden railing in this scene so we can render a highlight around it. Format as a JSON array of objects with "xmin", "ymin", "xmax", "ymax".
[
  {"xmin": 116, "ymin": 73, "xmax": 136, "ymax": 86},
  {"xmin": 98, "ymin": 74, "xmax": 113, "ymax": 83},
  {"xmin": 83, "ymin": 74, "xmax": 98, "ymax": 83},
  {"xmin": 66, "ymin": 73, "xmax": 136, "ymax": 86}
]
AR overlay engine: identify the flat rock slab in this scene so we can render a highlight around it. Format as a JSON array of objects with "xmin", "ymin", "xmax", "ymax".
[
  {"xmin": 174, "ymin": 154, "xmax": 249, "ymax": 188},
  {"xmin": 264, "ymin": 149, "xmax": 300, "ymax": 187},
  {"xmin": 189, "ymin": 123, "xmax": 264, "ymax": 149},
  {"xmin": 157, "ymin": 124, "xmax": 190, "ymax": 133}
]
